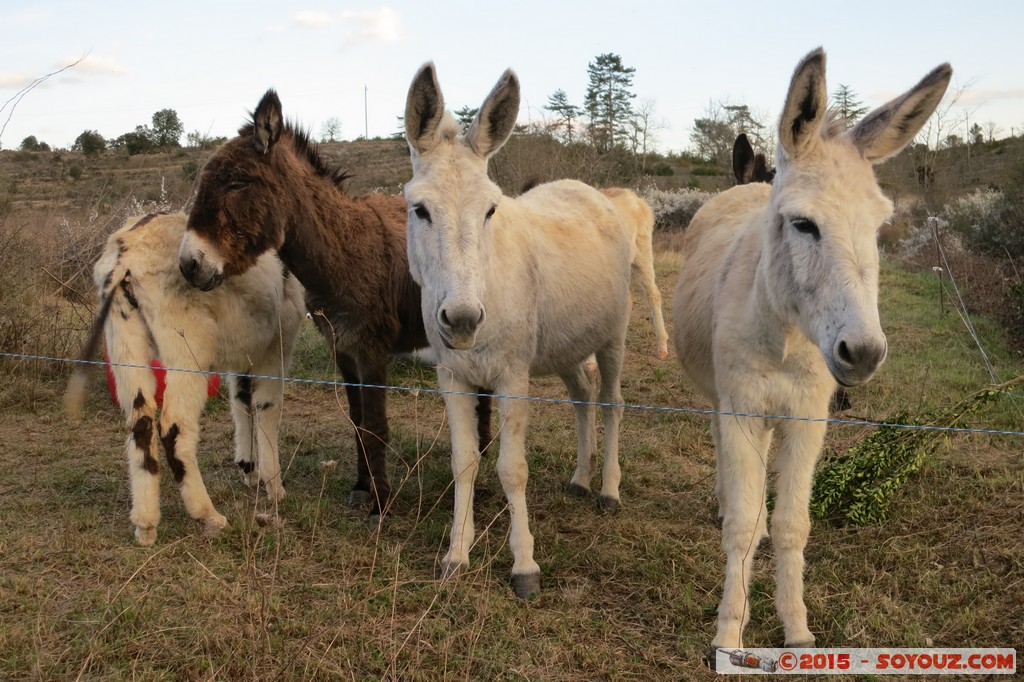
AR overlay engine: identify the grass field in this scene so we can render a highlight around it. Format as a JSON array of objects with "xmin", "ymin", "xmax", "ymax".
[{"xmin": 1, "ymin": 246, "xmax": 1021, "ymax": 680}]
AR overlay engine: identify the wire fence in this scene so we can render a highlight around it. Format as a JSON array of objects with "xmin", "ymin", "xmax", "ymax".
[{"xmin": 5, "ymin": 351, "xmax": 1023, "ymax": 439}]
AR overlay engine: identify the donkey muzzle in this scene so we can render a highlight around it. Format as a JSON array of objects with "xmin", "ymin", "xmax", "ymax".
[
  {"xmin": 436, "ymin": 301, "xmax": 485, "ymax": 350},
  {"xmin": 179, "ymin": 251, "xmax": 224, "ymax": 292},
  {"xmin": 830, "ymin": 334, "xmax": 888, "ymax": 387}
]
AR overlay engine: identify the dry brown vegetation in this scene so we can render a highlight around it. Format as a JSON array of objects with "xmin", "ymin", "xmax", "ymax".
[{"xmin": 0, "ymin": 140, "xmax": 1022, "ymax": 680}]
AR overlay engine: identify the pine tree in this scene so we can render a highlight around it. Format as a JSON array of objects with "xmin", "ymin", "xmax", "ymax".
[
  {"xmin": 544, "ymin": 89, "xmax": 582, "ymax": 142},
  {"xmin": 830, "ymin": 84, "xmax": 869, "ymax": 127},
  {"xmin": 584, "ymin": 53, "xmax": 636, "ymax": 152}
]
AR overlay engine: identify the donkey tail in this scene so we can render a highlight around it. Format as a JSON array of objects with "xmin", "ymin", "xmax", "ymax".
[{"xmin": 64, "ymin": 285, "xmax": 118, "ymax": 420}]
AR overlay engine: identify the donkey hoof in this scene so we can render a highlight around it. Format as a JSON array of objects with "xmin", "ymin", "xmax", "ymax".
[
  {"xmin": 706, "ymin": 646, "xmax": 721, "ymax": 671},
  {"xmin": 203, "ymin": 513, "xmax": 229, "ymax": 537},
  {"xmin": 366, "ymin": 513, "xmax": 384, "ymax": 533},
  {"xmin": 597, "ymin": 495, "xmax": 620, "ymax": 514},
  {"xmin": 134, "ymin": 525, "xmax": 157, "ymax": 547},
  {"xmin": 264, "ymin": 484, "xmax": 286, "ymax": 504},
  {"xmin": 510, "ymin": 572, "xmax": 541, "ymax": 600},
  {"xmin": 347, "ymin": 489, "xmax": 373, "ymax": 509},
  {"xmin": 785, "ymin": 640, "xmax": 816, "ymax": 648},
  {"xmin": 565, "ymin": 482, "xmax": 591, "ymax": 498},
  {"xmin": 438, "ymin": 559, "xmax": 467, "ymax": 581},
  {"xmin": 236, "ymin": 460, "xmax": 258, "ymax": 486}
]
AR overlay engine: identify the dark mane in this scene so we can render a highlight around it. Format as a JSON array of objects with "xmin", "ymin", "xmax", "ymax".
[{"xmin": 237, "ymin": 120, "xmax": 354, "ymax": 189}]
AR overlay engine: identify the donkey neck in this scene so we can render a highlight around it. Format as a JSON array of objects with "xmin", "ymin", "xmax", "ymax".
[{"xmin": 274, "ymin": 160, "xmax": 367, "ymax": 299}]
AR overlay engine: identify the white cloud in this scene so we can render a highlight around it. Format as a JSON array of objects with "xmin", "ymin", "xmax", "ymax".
[
  {"xmin": 960, "ymin": 87, "xmax": 1024, "ymax": 106},
  {"xmin": 61, "ymin": 54, "xmax": 130, "ymax": 77},
  {"xmin": 339, "ymin": 7, "xmax": 402, "ymax": 46},
  {"xmin": 294, "ymin": 11, "xmax": 334, "ymax": 29},
  {"xmin": 0, "ymin": 73, "xmax": 34, "ymax": 89},
  {"xmin": 286, "ymin": 7, "xmax": 402, "ymax": 47}
]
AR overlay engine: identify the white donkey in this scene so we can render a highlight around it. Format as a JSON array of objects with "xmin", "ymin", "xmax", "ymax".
[
  {"xmin": 601, "ymin": 188, "xmax": 669, "ymax": 360},
  {"xmin": 672, "ymin": 49, "xmax": 950, "ymax": 650},
  {"xmin": 404, "ymin": 64, "xmax": 634, "ymax": 598},
  {"xmin": 66, "ymin": 212, "xmax": 305, "ymax": 545}
]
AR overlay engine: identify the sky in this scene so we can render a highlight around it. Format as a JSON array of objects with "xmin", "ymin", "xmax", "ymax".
[{"xmin": 2, "ymin": 1, "xmax": 1023, "ymax": 154}]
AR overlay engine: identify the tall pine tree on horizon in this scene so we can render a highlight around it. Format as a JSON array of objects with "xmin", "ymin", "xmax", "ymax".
[{"xmin": 584, "ymin": 53, "xmax": 636, "ymax": 152}]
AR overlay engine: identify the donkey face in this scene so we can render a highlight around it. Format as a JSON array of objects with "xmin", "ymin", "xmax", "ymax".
[
  {"xmin": 767, "ymin": 49, "xmax": 951, "ymax": 386},
  {"xmin": 180, "ymin": 90, "xmax": 290, "ymax": 291},
  {"xmin": 402, "ymin": 64, "xmax": 520, "ymax": 350}
]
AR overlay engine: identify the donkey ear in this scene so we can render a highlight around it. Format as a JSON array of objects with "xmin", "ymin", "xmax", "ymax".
[
  {"xmin": 253, "ymin": 89, "xmax": 283, "ymax": 154},
  {"xmin": 466, "ymin": 69, "xmax": 520, "ymax": 159},
  {"xmin": 733, "ymin": 134, "xmax": 755, "ymax": 184},
  {"xmin": 405, "ymin": 63, "xmax": 446, "ymax": 155},
  {"xmin": 779, "ymin": 48, "xmax": 828, "ymax": 161},
  {"xmin": 847, "ymin": 63, "xmax": 952, "ymax": 163}
]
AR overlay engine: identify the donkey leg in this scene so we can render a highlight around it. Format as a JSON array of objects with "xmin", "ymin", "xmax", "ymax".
[
  {"xmin": 633, "ymin": 241, "xmax": 669, "ymax": 359},
  {"xmin": 107, "ymin": 314, "xmax": 162, "ymax": 545},
  {"xmin": 335, "ymin": 354, "xmax": 371, "ymax": 509},
  {"xmin": 250, "ymin": 374, "xmax": 286, "ymax": 503},
  {"xmin": 438, "ymin": 370, "xmax": 482, "ymax": 579},
  {"xmin": 495, "ymin": 376, "xmax": 542, "ymax": 598},
  {"xmin": 561, "ymin": 363, "xmax": 597, "ymax": 498},
  {"xmin": 594, "ymin": 342, "xmax": 626, "ymax": 511},
  {"xmin": 711, "ymin": 414, "xmax": 724, "ymax": 524},
  {"xmin": 712, "ymin": 413, "xmax": 771, "ymax": 650},
  {"xmin": 475, "ymin": 387, "xmax": 493, "ymax": 455},
  {"xmin": 159, "ymin": 368, "xmax": 227, "ymax": 535},
  {"xmin": 355, "ymin": 356, "xmax": 392, "ymax": 517},
  {"xmin": 120, "ymin": 371, "xmax": 162, "ymax": 545},
  {"xmin": 228, "ymin": 374, "xmax": 258, "ymax": 488},
  {"xmin": 772, "ymin": 417, "xmax": 827, "ymax": 648}
]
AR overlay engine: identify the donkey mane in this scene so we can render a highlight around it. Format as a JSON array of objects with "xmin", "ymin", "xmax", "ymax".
[{"xmin": 237, "ymin": 120, "xmax": 354, "ymax": 190}]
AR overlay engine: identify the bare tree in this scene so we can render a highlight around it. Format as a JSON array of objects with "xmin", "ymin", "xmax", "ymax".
[
  {"xmin": 689, "ymin": 99, "xmax": 771, "ymax": 167},
  {"xmin": 625, "ymin": 99, "xmax": 665, "ymax": 174},
  {"xmin": 984, "ymin": 121, "xmax": 1002, "ymax": 143},
  {"xmin": 320, "ymin": 117, "xmax": 342, "ymax": 142}
]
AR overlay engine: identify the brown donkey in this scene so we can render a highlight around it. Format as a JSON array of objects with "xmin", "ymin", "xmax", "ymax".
[{"xmin": 179, "ymin": 89, "xmax": 491, "ymax": 517}]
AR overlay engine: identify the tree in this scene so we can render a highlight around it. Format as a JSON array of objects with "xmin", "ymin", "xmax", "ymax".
[
  {"xmin": 20, "ymin": 135, "xmax": 50, "ymax": 152},
  {"xmin": 320, "ymin": 117, "xmax": 342, "ymax": 142},
  {"xmin": 830, "ymin": 84, "xmax": 869, "ymax": 127},
  {"xmin": 112, "ymin": 126, "xmax": 157, "ymax": 155},
  {"xmin": 689, "ymin": 100, "xmax": 769, "ymax": 166},
  {"xmin": 984, "ymin": 121, "xmax": 1002, "ymax": 143},
  {"xmin": 625, "ymin": 99, "xmax": 665, "ymax": 172},
  {"xmin": 150, "ymin": 108, "xmax": 183, "ymax": 148},
  {"xmin": 969, "ymin": 122, "xmax": 984, "ymax": 145},
  {"xmin": 584, "ymin": 53, "xmax": 636, "ymax": 152},
  {"xmin": 73, "ymin": 130, "xmax": 106, "ymax": 156},
  {"xmin": 186, "ymin": 130, "xmax": 224, "ymax": 150},
  {"xmin": 545, "ymin": 89, "xmax": 583, "ymax": 143},
  {"xmin": 454, "ymin": 106, "xmax": 479, "ymax": 132}
]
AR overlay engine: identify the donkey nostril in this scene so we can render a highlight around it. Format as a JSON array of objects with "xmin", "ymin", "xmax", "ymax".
[
  {"xmin": 180, "ymin": 256, "xmax": 197, "ymax": 279},
  {"xmin": 837, "ymin": 340, "xmax": 853, "ymax": 365},
  {"xmin": 439, "ymin": 308, "xmax": 452, "ymax": 327}
]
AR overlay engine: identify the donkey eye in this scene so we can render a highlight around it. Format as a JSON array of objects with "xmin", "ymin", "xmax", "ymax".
[
  {"xmin": 791, "ymin": 217, "xmax": 820, "ymax": 240},
  {"xmin": 413, "ymin": 204, "xmax": 431, "ymax": 223},
  {"xmin": 226, "ymin": 181, "xmax": 249, "ymax": 193},
  {"xmin": 485, "ymin": 205, "xmax": 496, "ymax": 221}
]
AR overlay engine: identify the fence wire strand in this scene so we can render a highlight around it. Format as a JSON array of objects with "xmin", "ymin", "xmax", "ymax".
[{"xmin": 5, "ymin": 351, "xmax": 1023, "ymax": 439}]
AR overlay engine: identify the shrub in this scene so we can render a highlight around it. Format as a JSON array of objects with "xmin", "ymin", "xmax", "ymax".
[
  {"xmin": 182, "ymin": 160, "xmax": 200, "ymax": 182},
  {"xmin": 642, "ymin": 187, "xmax": 713, "ymax": 232},
  {"xmin": 68, "ymin": 164, "xmax": 84, "ymax": 181}
]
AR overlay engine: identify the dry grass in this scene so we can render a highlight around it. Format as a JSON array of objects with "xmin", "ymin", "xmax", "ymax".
[
  {"xmin": 1, "ymin": 249, "xmax": 1022, "ymax": 680},
  {"xmin": 1, "ymin": 144, "xmax": 1022, "ymax": 679}
]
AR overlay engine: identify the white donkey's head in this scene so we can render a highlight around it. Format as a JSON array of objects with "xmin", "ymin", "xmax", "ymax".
[
  {"xmin": 403, "ymin": 63, "xmax": 520, "ymax": 350},
  {"xmin": 766, "ymin": 48, "xmax": 951, "ymax": 386}
]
